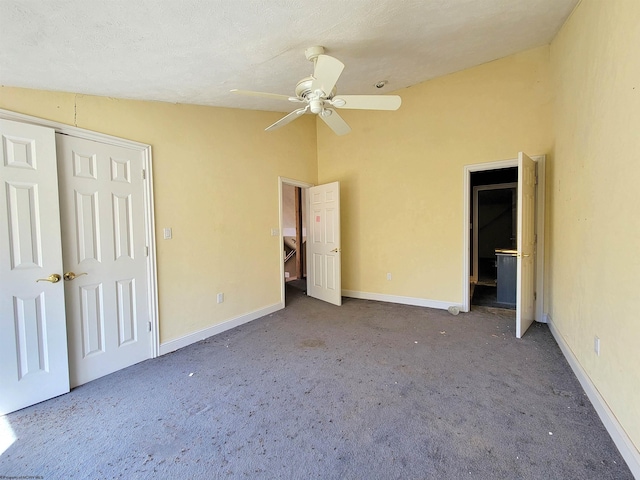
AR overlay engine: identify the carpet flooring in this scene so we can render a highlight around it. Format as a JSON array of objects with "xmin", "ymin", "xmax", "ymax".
[{"xmin": 0, "ymin": 286, "xmax": 633, "ymax": 479}]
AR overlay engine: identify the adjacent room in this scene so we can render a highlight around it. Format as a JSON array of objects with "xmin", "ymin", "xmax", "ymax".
[{"xmin": 0, "ymin": 0, "xmax": 638, "ymax": 478}]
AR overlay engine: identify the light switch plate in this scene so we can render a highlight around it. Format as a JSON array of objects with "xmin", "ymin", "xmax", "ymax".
[{"xmin": 163, "ymin": 228, "xmax": 172, "ymax": 240}]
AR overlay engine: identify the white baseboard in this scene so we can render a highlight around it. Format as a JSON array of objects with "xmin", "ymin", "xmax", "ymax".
[
  {"xmin": 159, "ymin": 302, "xmax": 284, "ymax": 355},
  {"xmin": 547, "ymin": 315, "xmax": 640, "ymax": 478},
  {"xmin": 342, "ymin": 290, "xmax": 460, "ymax": 311}
]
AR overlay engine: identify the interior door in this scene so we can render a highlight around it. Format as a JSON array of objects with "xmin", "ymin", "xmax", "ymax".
[
  {"xmin": 307, "ymin": 181, "xmax": 341, "ymax": 306},
  {"xmin": 516, "ymin": 152, "xmax": 536, "ymax": 338},
  {"xmin": 56, "ymin": 134, "xmax": 152, "ymax": 387},
  {"xmin": 0, "ymin": 119, "xmax": 70, "ymax": 414}
]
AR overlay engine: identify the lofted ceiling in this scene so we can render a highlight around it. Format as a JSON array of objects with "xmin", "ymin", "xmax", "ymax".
[{"xmin": 0, "ymin": 0, "xmax": 578, "ymax": 113}]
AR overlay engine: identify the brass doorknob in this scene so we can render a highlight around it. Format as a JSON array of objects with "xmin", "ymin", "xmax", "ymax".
[
  {"xmin": 63, "ymin": 272, "xmax": 88, "ymax": 281},
  {"xmin": 36, "ymin": 273, "xmax": 62, "ymax": 283}
]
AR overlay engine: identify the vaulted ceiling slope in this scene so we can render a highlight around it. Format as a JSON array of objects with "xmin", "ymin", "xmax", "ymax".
[{"xmin": 0, "ymin": 0, "xmax": 578, "ymax": 112}]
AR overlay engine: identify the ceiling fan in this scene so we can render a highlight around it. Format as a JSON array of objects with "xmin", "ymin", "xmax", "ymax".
[{"xmin": 231, "ymin": 46, "xmax": 402, "ymax": 136}]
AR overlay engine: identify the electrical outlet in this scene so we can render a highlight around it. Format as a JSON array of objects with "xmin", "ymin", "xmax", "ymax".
[
  {"xmin": 386, "ymin": 273, "xmax": 392, "ymax": 280},
  {"xmin": 594, "ymin": 336, "xmax": 600, "ymax": 356},
  {"xmin": 217, "ymin": 293, "xmax": 224, "ymax": 304},
  {"xmin": 163, "ymin": 227, "xmax": 172, "ymax": 240},
  {"xmin": 284, "ymin": 272, "xmax": 290, "ymax": 278}
]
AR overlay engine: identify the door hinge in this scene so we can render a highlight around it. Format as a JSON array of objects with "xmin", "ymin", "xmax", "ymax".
[
  {"xmin": 534, "ymin": 175, "xmax": 538, "ymax": 185},
  {"xmin": 534, "ymin": 234, "xmax": 537, "ymax": 243},
  {"xmin": 148, "ymin": 321, "xmax": 152, "ymax": 332},
  {"xmin": 142, "ymin": 169, "xmax": 146, "ymax": 180},
  {"xmin": 146, "ymin": 246, "xmax": 149, "ymax": 257},
  {"xmin": 534, "ymin": 292, "xmax": 537, "ymax": 301}
]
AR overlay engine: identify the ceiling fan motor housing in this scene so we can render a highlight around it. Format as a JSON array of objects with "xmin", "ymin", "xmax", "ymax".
[{"xmin": 295, "ymin": 77, "xmax": 336, "ymax": 101}]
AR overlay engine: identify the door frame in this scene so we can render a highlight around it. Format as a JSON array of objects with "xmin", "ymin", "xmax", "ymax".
[
  {"xmin": 472, "ymin": 182, "xmax": 518, "ymax": 284},
  {"xmin": 462, "ymin": 155, "xmax": 546, "ymax": 320},
  {"xmin": 278, "ymin": 177, "xmax": 313, "ymax": 306},
  {"xmin": 0, "ymin": 108, "xmax": 160, "ymax": 357}
]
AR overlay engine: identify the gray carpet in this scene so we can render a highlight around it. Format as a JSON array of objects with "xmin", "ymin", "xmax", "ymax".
[{"xmin": 0, "ymin": 286, "xmax": 633, "ymax": 479}]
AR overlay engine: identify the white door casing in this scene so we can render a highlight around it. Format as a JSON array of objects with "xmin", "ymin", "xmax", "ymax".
[
  {"xmin": 0, "ymin": 119, "xmax": 70, "ymax": 415},
  {"xmin": 307, "ymin": 181, "xmax": 342, "ymax": 306},
  {"xmin": 462, "ymin": 155, "xmax": 545, "ymax": 329},
  {"xmin": 516, "ymin": 152, "xmax": 536, "ymax": 338},
  {"xmin": 56, "ymin": 134, "xmax": 152, "ymax": 387}
]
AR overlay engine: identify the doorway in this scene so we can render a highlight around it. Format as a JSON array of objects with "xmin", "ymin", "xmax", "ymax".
[
  {"xmin": 471, "ymin": 168, "xmax": 518, "ymax": 308},
  {"xmin": 279, "ymin": 177, "xmax": 312, "ymax": 305},
  {"xmin": 278, "ymin": 177, "xmax": 343, "ymax": 307},
  {"xmin": 282, "ymin": 183, "xmax": 307, "ymax": 300},
  {"xmin": 462, "ymin": 155, "xmax": 546, "ymax": 328}
]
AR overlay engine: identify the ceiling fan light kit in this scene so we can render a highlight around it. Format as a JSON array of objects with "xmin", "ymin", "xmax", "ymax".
[{"xmin": 231, "ymin": 46, "xmax": 402, "ymax": 136}]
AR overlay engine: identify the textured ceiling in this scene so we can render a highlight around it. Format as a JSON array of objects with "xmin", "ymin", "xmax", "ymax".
[{"xmin": 0, "ymin": 0, "xmax": 578, "ymax": 112}]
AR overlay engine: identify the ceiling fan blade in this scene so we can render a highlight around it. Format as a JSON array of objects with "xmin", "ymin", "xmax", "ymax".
[
  {"xmin": 310, "ymin": 55, "xmax": 345, "ymax": 95},
  {"xmin": 319, "ymin": 109, "xmax": 351, "ymax": 136},
  {"xmin": 332, "ymin": 95, "xmax": 402, "ymax": 110},
  {"xmin": 265, "ymin": 107, "xmax": 308, "ymax": 132},
  {"xmin": 231, "ymin": 89, "xmax": 295, "ymax": 102}
]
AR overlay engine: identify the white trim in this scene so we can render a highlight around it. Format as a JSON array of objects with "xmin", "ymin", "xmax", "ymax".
[
  {"xmin": 462, "ymin": 155, "xmax": 545, "ymax": 321},
  {"xmin": 548, "ymin": 315, "xmax": 640, "ymax": 478},
  {"xmin": 463, "ymin": 159, "xmax": 518, "ymax": 312},
  {"xmin": 142, "ymin": 145, "xmax": 160, "ymax": 356},
  {"xmin": 342, "ymin": 290, "xmax": 461, "ymax": 311},
  {"xmin": 0, "ymin": 108, "xmax": 160, "ymax": 357},
  {"xmin": 159, "ymin": 302, "xmax": 284, "ymax": 355},
  {"xmin": 278, "ymin": 177, "xmax": 313, "ymax": 307},
  {"xmin": 534, "ymin": 156, "xmax": 546, "ymax": 323}
]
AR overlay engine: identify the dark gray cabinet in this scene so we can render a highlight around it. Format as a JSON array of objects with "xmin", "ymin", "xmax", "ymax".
[{"xmin": 496, "ymin": 251, "xmax": 517, "ymax": 306}]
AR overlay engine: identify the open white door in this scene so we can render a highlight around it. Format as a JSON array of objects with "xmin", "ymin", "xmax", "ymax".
[
  {"xmin": 516, "ymin": 152, "xmax": 536, "ymax": 338},
  {"xmin": 307, "ymin": 181, "xmax": 342, "ymax": 306},
  {"xmin": 0, "ymin": 119, "xmax": 70, "ymax": 414}
]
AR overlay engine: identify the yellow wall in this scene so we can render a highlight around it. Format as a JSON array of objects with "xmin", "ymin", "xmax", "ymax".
[
  {"xmin": 317, "ymin": 46, "xmax": 552, "ymax": 303},
  {"xmin": 549, "ymin": 0, "xmax": 640, "ymax": 451},
  {"xmin": 0, "ymin": 87, "xmax": 318, "ymax": 343}
]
